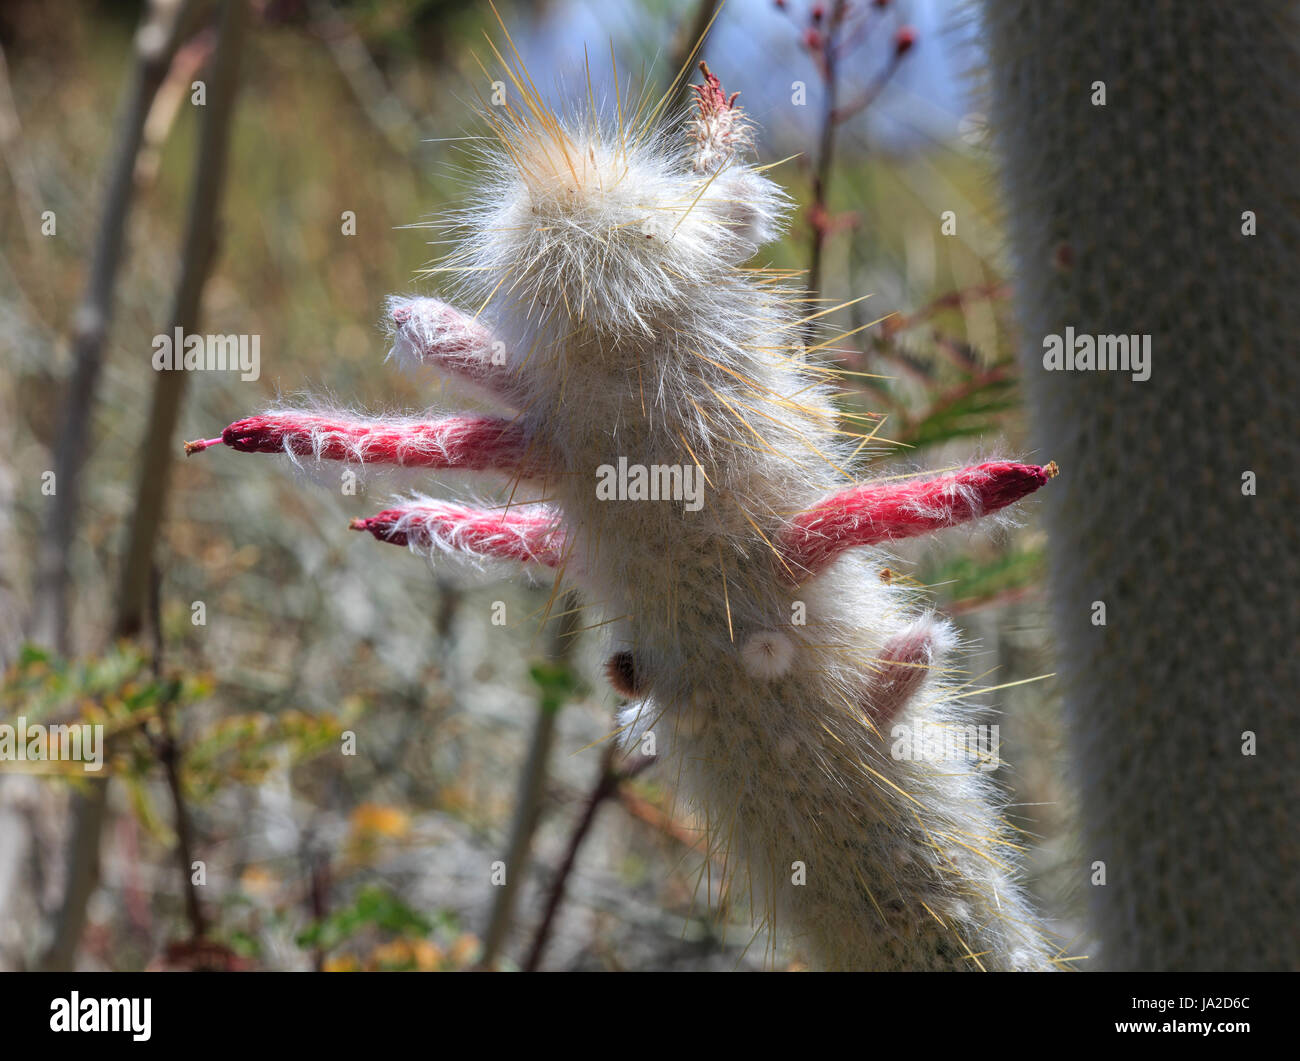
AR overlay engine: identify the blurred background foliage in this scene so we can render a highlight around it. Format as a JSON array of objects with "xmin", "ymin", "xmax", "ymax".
[{"xmin": 0, "ymin": 0, "xmax": 1078, "ymax": 970}]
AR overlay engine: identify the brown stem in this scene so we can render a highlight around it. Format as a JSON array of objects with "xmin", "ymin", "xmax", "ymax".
[
  {"xmin": 307, "ymin": 0, "xmax": 434, "ymax": 168},
  {"xmin": 879, "ymin": 283, "xmax": 1010, "ymax": 339},
  {"xmin": 476, "ymin": 590, "xmax": 582, "ymax": 969},
  {"xmin": 805, "ymin": 0, "xmax": 849, "ymax": 309},
  {"xmin": 34, "ymin": 0, "xmax": 206, "ymax": 974},
  {"xmin": 0, "ymin": 43, "xmax": 49, "ymax": 266},
  {"xmin": 831, "ymin": 50, "xmax": 904, "ymax": 125},
  {"xmin": 147, "ymin": 565, "xmax": 206, "ymax": 941},
  {"xmin": 306, "ymin": 848, "xmax": 330, "ymax": 973},
  {"xmin": 522, "ymin": 746, "xmax": 651, "ymax": 972},
  {"xmin": 36, "ymin": 780, "xmax": 109, "ymax": 971}
]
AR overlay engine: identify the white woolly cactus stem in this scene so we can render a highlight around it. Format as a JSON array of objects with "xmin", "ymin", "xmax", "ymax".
[{"xmin": 193, "ymin": 54, "xmax": 1059, "ymax": 970}]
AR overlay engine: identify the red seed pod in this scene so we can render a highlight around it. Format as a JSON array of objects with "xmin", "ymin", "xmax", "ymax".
[
  {"xmin": 187, "ymin": 412, "xmax": 536, "ymax": 474},
  {"xmin": 350, "ymin": 501, "xmax": 567, "ymax": 568},
  {"xmin": 780, "ymin": 461, "xmax": 1057, "ymax": 581}
]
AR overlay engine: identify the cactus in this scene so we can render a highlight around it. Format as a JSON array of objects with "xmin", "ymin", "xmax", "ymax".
[
  {"xmin": 190, "ymin": 54, "xmax": 1061, "ymax": 970},
  {"xmin": 980, "ymin": 1, "xmax": 1300, "ymax": 968}
]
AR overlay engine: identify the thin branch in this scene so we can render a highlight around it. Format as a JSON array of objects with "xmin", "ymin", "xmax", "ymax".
[
  {"xmin": 476, "ymin": 590, "xmax": 582, "ymax": 969},
  {"xmin": 35, "ymin": 775, "xmax": 109, "ymax": 970},
  {"xmin": 831, "ymin": 48, "xmax": 904, "ymax": 125},
  {"xmin": 805, "ymin": 0, "xmax": 850, "ymax": 307},
  {"xmin": 144, "ymin": 564, "xmax": 206, "ymax": 941},
  {"xmin": 0, "ymin": 43, "xmax": 48, "ymax": 262},
  {"xmin": 664, "ymin": 0, "xmax": 722, "ymax": 118},
  {"xmin": 307, "ymin": 0, "xmax": 436, "ymax": 169},
  {"xmin": 522, "ymin": 745, "xmax": 651, "ymax": 972}
]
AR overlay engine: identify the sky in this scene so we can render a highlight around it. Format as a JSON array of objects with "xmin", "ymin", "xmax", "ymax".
[{"xmin": 492, "ymin": 0, "xmax": 984, "ymax": 156}]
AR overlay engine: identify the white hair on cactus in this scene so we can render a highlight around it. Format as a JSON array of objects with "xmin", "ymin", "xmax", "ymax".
[
  {"xmin": 904, "ymin": 476, "xmax": 983, "ymax": 523},
  {"xmin": 741, "ymin": 629, "xmax": 796, "ymax": 679}
]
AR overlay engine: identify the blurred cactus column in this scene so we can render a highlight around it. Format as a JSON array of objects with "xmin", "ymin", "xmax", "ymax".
[{"xmin": 980, "ymin": 1, "xmax": 1300, "ymax": 969}]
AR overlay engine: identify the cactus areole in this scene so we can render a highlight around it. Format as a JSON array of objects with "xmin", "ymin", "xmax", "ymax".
[{"xmin": 189, "ymin": 55, "xmax": 1059, "ymax": 970}]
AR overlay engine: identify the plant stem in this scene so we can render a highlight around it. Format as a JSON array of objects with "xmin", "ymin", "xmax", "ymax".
[
  {"xmin": 665, "ymin": 0, "xmax": 722, "ymax": 116},
  {"xmin": 523, "ymin": 746, "xmax": 651, "ymax": 972},
  {"xmin": 147, "ymin": 565, "xmax": 206, "ymax": 941},
  {"xmin": 806, "ymin": 0, "xmax": 848, "ymax": 308},
  {"xmin": 476, "ymin": 590, "xmax": 581, "ymax": 969}
]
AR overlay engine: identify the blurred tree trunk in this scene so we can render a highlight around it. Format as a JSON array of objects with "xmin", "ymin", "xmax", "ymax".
[
  {"xmin": 981, "ymin": 0, "xmax": 1300, "ymax": 969},
  {"xmin": 39, "ymin": 0, "xmax": 248, "ymax": 970},
  {"xmin": 115, "ymin": 0, "xmax": 246, "ymax": 637},
  {"xmin": 29, "ymin": 0, "xmax": 199, "ymax": 653}
]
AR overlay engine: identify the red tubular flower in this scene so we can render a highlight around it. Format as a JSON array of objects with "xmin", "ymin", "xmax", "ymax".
[
  {"xmin": 780, "ymin": 460, "xmax": 1057, "ymax": 583},
  {"xmin": 350, "ymin": 500, "xmax": 566, "ymax": 568},
  {"xmin": 186, "ymin": 412, "xmax": 538, "ymax": 474}
]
